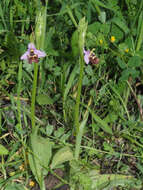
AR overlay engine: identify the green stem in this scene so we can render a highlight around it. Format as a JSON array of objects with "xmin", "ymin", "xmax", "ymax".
[
  {"xmin": 74, "ymin": 18, "xmax": 87, "ymax": 134},
  {"xmin": 17, "ymin": 61, "xmax": 23, "ymax": 130},
  {"xmin": 67, "ymin": 6, "xmax": 78, "ymax": 28},
  {"xmin": 74, "ymin": 57, "xmax": 84, "ymax": 134},
  {"xmin": 40, "ymin": 179, "xmax": 46, "ymax": 190},
  {"xmin": 31, "ymin": 63, "xmax": 39, "ymax": 133}
]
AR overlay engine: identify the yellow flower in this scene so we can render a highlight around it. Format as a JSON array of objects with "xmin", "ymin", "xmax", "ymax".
[
  {"xmin": 125, "ymin": 48, "xmax": 129, "ymax": 53},
  {"xmin": 110, "ymin": 36, "xmax": 115, "ymax": 43},
  {"xmin": 99, "ymin": 39, "xmax": 103, "ymax": 45},
  {"xmin": 29, "ymin": 180, "xmax": 35, "ymax": 187}
]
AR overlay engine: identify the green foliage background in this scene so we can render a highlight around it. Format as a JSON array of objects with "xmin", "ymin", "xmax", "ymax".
[{"xmin": 0, "ymin": 0, "xmax": 143, "ymax": 189}]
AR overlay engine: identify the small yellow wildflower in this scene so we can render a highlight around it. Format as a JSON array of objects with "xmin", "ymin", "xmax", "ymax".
[
  {"xmin": 19, "ymin": 164, "xmax": 24, "ymax": 171},
  {"xmin": 99, "ymin": 39, "xmax": 103, "ymax": 45},
  {"xmin": 29, "ymin": 180, "xmax": 35, "ymax": 187},
  {"xmin": 125, "ymin": 48, "xmax": 129, "ymax": 53},
  {"xmin": 110, "ymin": 36, "xmax": 115, "ymax": 43}
]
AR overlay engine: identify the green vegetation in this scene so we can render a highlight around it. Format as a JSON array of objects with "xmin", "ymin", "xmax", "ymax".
[{"xmin": 0, "ymin": 0, "xmax": 143, "ymax": 189}]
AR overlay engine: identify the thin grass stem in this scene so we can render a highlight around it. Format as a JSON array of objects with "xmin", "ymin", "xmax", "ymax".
[{"xmin": 17, "ymin": 61, "xmax": 23, "ymax": 130}]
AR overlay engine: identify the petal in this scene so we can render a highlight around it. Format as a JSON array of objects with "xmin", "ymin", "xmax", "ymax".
[
  {"xmin": 20, "ymin": 51, "xmax": 29, "ymax": 60},
  {"xmin": 83, "ymin": 49, "xmax": 90, "ymax": 56},
  {"xmin": 28, "ymin": 43, "xmax": 36, "ymax": 50},
  {"xmin": 34, "ymin": 50, "xmax": 46, "ymax": 58},
  {"xmin": 84, "ymin": 54, "xmax": 89, "ymax": 64}
]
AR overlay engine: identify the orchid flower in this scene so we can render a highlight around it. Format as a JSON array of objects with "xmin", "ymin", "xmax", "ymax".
[
  {"xmin": 21, "ymin": 43, "xmax": 46, "ymax": 64},
  {"xmin": 83, "ymin": 49, "xmax": 99, "ymax": 65},
  {"xmin": 83, "ymin": 49, "xmax": 90, "ymax": 64}
]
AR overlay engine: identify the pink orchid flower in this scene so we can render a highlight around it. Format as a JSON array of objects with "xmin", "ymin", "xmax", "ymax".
[
  {"xmin": 83, "ymin": 49, "xmax": 99, "ymax": 65},
  {"xmin": 21, "ymin": 43, "xmax": 46, "ymax": 64}
]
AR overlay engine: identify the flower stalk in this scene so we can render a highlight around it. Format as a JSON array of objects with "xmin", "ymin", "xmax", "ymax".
[
  {"xmin": 74, "ymin": 18, "xmax": 87, "ymax": 134},
  {"xmin": 21, "ymin": 43, "xmax": 46, "ymax": 132},
  {"xmin": 31, "ymin": 63, "xmax": 39, "ymax": 132},
  {"xmin": 31, "ymin": 1, "xmax": 47, "ymax": 133}
]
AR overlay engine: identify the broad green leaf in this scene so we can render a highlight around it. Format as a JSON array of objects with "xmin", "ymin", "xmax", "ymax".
[
  {"xmin": 5, "ymin": 183, "xmax": 25, "ymax": 190},
  {"xmin": 0, "ymin": 144, "xmax": 8, "ymax": 155},
  {"xmin": 116, "ymin": 57, "xmax": 127, "ymax": 69},
  {"xmin": 36, "ymin": 94, "xmax": 53, "ymax": 105},
  {"xmin": 128, "ymin": 56, "xmax": 142, "ymax": 67},
  {"xmin": 70, "ymin": 161, "xmax": 138, "ymax": 190},
  {"xmin": 28, "ymin": 131, "xmax": 52, "ymax": 185},
  {"xmin": 51, "ymin": 146, "xmax": 73, "ymax": 169},
  {"xmin": 111, "ymin": 17, "xmax": 130, "ymax": 34},
  {"xmin": 120, "ymin": 68, "xmax": 139, "ymax": 80},
  {"xmin": 91, "ymin": 173, "xmax": 134, "ymax": 190},
  {"xmin": 88, "ymin": 22, "xmax": 101, "ymax": 34},
  {"xmin": 75, "ymin": 117, "xmax": 88, "ymax": 160}
]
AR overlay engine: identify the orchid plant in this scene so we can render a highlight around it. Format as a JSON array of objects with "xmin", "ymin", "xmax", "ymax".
[{"xmin": 21, "ymin": 42, "xmax": 46, "ymax": 133}]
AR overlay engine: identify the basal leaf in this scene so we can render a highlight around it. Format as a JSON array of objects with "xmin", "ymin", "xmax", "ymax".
[
  {"xmin": 28, "ymin": 131, "xmax": 52, "ymax": 185},
  {"xmin": 91, "ymin": 173, "xmax": 134, "ymax": 190},
  {"xmin": 51, "ymin": 146, "xmax": 73, "ymax": 169}
]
